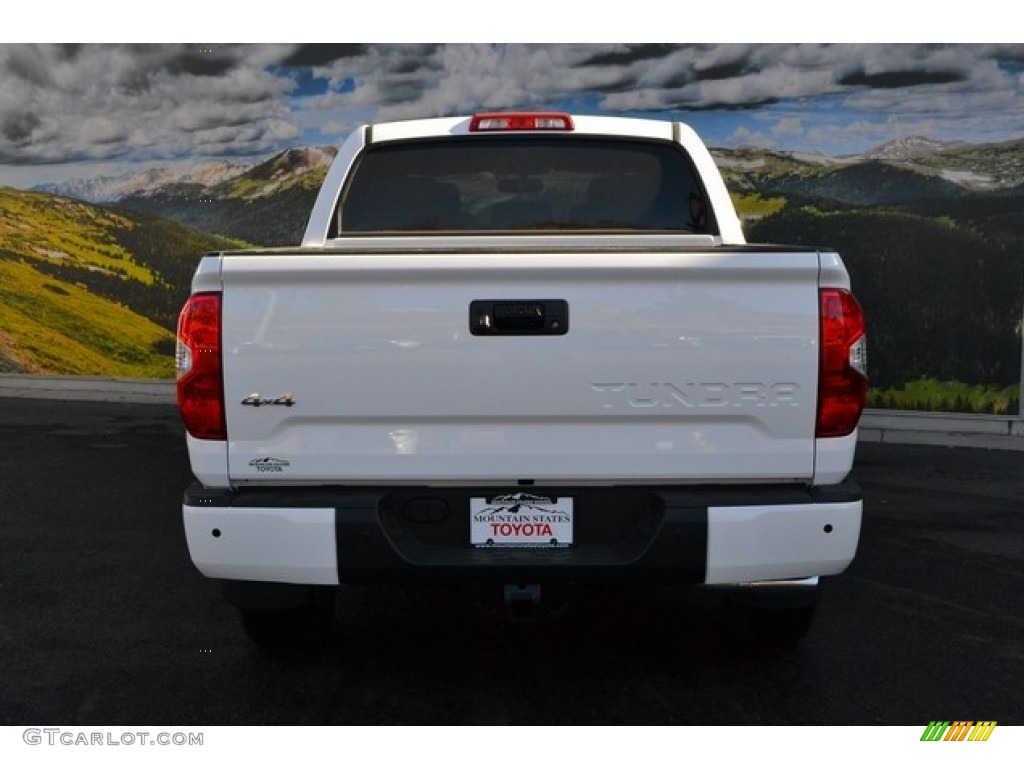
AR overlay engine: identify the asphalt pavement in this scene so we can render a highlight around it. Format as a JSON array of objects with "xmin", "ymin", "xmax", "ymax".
[{"xmin": 0, "ymin": 397, "xmax": 1021, "ymax": 725}]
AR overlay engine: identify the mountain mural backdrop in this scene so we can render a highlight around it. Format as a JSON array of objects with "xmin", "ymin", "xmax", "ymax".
[{"xmin": 3, "ymin": 136, "xmax": 1023, "ymax": 412}]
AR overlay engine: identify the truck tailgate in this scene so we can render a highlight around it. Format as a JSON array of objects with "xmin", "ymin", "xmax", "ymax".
[{"xmin": 218, "ymin": 247, "xmax": 821, "ymax": 485}]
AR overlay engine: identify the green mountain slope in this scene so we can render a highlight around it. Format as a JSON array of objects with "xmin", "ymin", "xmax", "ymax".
[
  {"xmin": 713, "ymin": 147, "xmax": 836, "ymax": 193},
  {"xmin": 759, "ymin": 162, "xmax": 969, "ymax": 205},
  {"xmin": 720, "ymin": 139, "xmax": 1024, "ymax": 407},
  {"xmin": 0, "ymin": 188, "xmax": 243, "ymax": 376},
  {"xmin": 747, "ymin": 202, "xmax": 1024, "ymax": 392}
]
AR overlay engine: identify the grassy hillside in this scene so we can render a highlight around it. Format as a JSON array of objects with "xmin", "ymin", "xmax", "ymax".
[{"xmin": 0, "ymin": 188, "xmax": 243, "ymax": 376}]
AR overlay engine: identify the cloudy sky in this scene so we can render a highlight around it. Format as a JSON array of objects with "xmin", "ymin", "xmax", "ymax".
[{"xmin": 2, "ymin": 42, "xmax": 1023, "ymax": 188}]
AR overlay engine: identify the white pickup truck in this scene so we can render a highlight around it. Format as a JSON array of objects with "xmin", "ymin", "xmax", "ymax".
[{"xmin": 175, "ymin": 112, "xmax": 867, "ymax": 649}]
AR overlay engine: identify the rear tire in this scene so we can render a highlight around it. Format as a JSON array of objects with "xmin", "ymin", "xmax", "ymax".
[
  {"xmin": 222, "ymin": 581, "xmax": 336, "ymax": 652},
  {"xmin": 240, "ymin": 598, "xmax": 335, "ymax": 652},
  {"xmin": 721, "ymin": 583, "xmax": 820, "ymax": 652},
  {"xmin": 725, "ymin": 604, "xmax": 817, "ymax": 650}
]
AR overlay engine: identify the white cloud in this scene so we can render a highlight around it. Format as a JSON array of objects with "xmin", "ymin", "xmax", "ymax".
[
  {"xmin": 725, "ymin": 126, "xmax": 776, "ymax": 149},
  {"xmin": 0, "ymin": 44, "xmax": 300, "ymax": 165},
  {"xmin": 2, "ymin": 42, "xmax": 1024, "ymax": 183},
  {"xmin": 79, "ymin": 117, "xmax": 127, "ymax": 145},
  {"xmin": 772, "ymin": 118, "xmax": 805, "ymax": 138}
]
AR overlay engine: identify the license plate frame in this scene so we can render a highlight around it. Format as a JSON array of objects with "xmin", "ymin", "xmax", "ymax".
[{"xmin": 470, "ymin": 494, "xmax": 573, "ymax": 548}]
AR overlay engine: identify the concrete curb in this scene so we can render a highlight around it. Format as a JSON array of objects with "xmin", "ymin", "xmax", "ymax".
[
  {"xmin": 2, "ymin": 374, "xmax": 1023, "ymax": 451},
  {"xmin": 0, "ymin": 374, "xmax": 175, "ymax": 404},
  {"xmin": 859, "ymin": 410, "xmax": 1024, "ymax": 452}
]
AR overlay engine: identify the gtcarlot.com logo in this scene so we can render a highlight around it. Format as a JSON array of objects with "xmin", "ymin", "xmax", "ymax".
[
  {"xmin": 920, "ymin": 721, "xmax": 997, "ymax": 742},
  {"xmin": 23, "ymin": 729, "xmax": 203, "ymax": 747}
]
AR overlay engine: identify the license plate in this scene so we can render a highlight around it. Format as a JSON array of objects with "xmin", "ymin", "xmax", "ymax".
[{"xmin": 470, "ymin": 494, "xmax": 573, "ymax": 548}]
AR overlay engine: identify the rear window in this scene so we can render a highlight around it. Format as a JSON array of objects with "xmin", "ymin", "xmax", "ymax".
[{"xmin": 337, "ymin": 137, "xmax": 715, "ymax": 234}]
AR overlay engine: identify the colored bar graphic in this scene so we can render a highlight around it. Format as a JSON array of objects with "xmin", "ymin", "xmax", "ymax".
[
  {"xmin": 921, "ymin": 721, "xmax": 950, "ymax": 741},
  {"xmin": 920, "ymin": 720, "xmax": 997, "ymax": 742},
  {"xmin": 944, "ymin": 721, "xmax": 972, "ymax": 741},
  {"xmin": 968, "ymin": 722, "xmax": 997, "ymax": 742}
]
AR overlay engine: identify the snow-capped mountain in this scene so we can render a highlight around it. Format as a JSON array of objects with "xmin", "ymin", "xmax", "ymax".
[
  {"xmin": 32, "ymin": 147, "xmax": 338, "ymax": 205},
  {"xmin": 33, "ymin": 167, "xmax": 176, "ymax": 203},
  {"xmin": 179, "ymin": 160, "xmax": 253, "ymax": 189},
  {"xmin": 862, "ymin": 136, "xmax": 966, "ymax": 161},
  {"xmin": 32, "ymin": 159, "xmax": 253, "ymax": 203}
]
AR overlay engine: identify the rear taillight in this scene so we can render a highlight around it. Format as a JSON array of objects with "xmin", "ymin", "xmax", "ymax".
[
  {"xmin": 176, "ymin": 292, "xmax": 225, "ymax": 441},
  {"xmin": 469, "ymin": 112, "xmax": 574, "ymax": 132},
  {"xmin": 817, "ymin": 288, "xmax": 868, "ymax": 438}
]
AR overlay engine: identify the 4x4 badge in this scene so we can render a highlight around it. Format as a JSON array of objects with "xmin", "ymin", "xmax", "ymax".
[{"xmin": 241, "ymin": 393, "xmax": 295, "ymax": 407}]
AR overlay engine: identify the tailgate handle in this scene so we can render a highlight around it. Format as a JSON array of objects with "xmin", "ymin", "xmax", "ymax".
[{"xmin": 471, "ymin": 300, "xmax": 569, "ymax": 336}]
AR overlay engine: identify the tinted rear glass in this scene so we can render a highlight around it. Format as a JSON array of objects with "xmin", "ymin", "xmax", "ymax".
[{"xmin": 338, "ymin": 137, "xmax": 715, "ymax": 234}]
